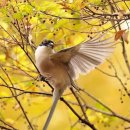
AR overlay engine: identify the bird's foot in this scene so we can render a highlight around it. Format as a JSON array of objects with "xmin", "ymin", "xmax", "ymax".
[{"xmin": 37, "ymin": 75, "xmax": 45, "ymax": 81}]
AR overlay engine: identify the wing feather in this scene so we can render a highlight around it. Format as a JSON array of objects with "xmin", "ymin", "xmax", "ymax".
[{"xmin": 51, "ymin": 33, "xmax": 115, "ymax": 80}]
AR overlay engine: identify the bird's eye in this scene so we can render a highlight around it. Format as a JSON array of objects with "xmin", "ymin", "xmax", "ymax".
[
  {"xmin": 48, "ymin": 42, "xmax": 54, "ymax": 48},
  {"xmin": 39, "ymin": 40, "xmax": 54, "ymax": 48}
]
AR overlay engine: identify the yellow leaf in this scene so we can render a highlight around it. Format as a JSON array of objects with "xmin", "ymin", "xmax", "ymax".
[
  {"xmin": 5, "ymin": 118, "xmax": 14, "ymax": 125},
  {"xmin": 88, "ymin": 0, "xmax": 101, "ymax": 5},
  {"xmin": 0, "ymin": 91, "xmax": 10, "ymax": 97}
]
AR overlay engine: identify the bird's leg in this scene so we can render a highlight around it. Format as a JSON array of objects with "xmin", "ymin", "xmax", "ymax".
[
  {"xmin": 37, "ymin": 75, "xmax": 45, "ymax": 81},
  {"xmin": 38, "ymin": 74, "xmax": 52, "ymax": 82}
]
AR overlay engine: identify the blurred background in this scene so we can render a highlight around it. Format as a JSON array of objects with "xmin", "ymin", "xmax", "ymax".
[{"xmin": 0, "ymin": 0, "xmax": 130, "ymax": 130}]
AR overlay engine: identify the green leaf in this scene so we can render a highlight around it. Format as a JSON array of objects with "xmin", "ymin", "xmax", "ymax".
[
  {"xmin": 12, "ymin": 12, "xmax": 23, "ymax": 20},
  {"xmin": 88, "ymin": 0, "xmax": 102, "ymax": 5},
  {"xmin": 3, "ymin": 17, "xmax": 11, "ymax": 23},
  {"xmin": 54, "ymin": 19, "xmax": 68, "ymax": 29},
  {"xmin": 0, "ymin": 8, "xmax": 7, "ymax": 15},
  {"xmin": 24, "ymin": 4, "xmax": 33, "ymax": 14}
]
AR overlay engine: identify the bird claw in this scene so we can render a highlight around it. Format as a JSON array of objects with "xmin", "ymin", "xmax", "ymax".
[{"xmin": 37, "ymin": 75, "xmax": 45, "ymax": 81}]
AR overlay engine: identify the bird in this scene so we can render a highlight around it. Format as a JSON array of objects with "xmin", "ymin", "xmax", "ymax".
[{"xmin": 35, "ymin": 33, "xmax": 114, "ymax": 130}]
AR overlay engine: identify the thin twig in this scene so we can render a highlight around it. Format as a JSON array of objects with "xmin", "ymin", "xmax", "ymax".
[
  {"xmin": 0, "ymin": 67, "xmax": 34, "ymax": 130},
  {"xmin": 0, "ymin": 119, "xmax": 17, "ymax": 130},
  {"xmin": 60, "ymin": 97, "xmax": 97, "ymax": 130}
]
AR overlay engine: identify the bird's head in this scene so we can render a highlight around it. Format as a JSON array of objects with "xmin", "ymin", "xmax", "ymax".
[
  {"xmin": 35, "ymin": 40, "xmax": 55, "ymax": 61},
  {"xmin": 39, "ymin": 40, "xmax": 54, "ymax": 49}
]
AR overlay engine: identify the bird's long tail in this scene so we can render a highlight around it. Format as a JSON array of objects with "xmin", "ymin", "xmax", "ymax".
[{"xmin": 43, "ymin": 89, "xmax": 63, "ymax": 130}]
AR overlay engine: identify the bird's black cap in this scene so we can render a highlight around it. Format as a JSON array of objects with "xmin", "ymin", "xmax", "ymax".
[{"xmin": 39, "ymin": 40, "xmax": 54, "ymax": 48}]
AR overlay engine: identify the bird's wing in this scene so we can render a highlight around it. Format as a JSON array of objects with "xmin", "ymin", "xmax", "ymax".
[{"xmin": 50, "ymin": 33, "xmax": 115, "ymax": 80}]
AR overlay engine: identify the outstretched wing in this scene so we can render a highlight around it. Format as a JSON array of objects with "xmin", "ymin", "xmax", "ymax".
[{"xmin": 51, "ymin": 33, "xmax": 115, "ymax": 80}]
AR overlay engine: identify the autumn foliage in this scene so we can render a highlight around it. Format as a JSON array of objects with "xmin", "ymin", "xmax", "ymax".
[{"xmin": 0, "ymin": 0, "xmax": 130, "ymax": 130}]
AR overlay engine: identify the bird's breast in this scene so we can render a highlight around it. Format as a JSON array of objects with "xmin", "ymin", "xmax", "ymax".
[{"xmin": 37, "ymin": 60, "xmax": 71, "ymax": 89}]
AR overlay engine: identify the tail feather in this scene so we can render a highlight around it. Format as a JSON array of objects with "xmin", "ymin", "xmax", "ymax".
[{"xmin": 43, "ymin": 89, "xmax": 63, "ymax": 130}]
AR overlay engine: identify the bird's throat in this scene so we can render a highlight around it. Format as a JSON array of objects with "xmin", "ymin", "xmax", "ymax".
[{"xmin": 35, "ymin": 46, "xmax": 52, "ymax": 61}]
